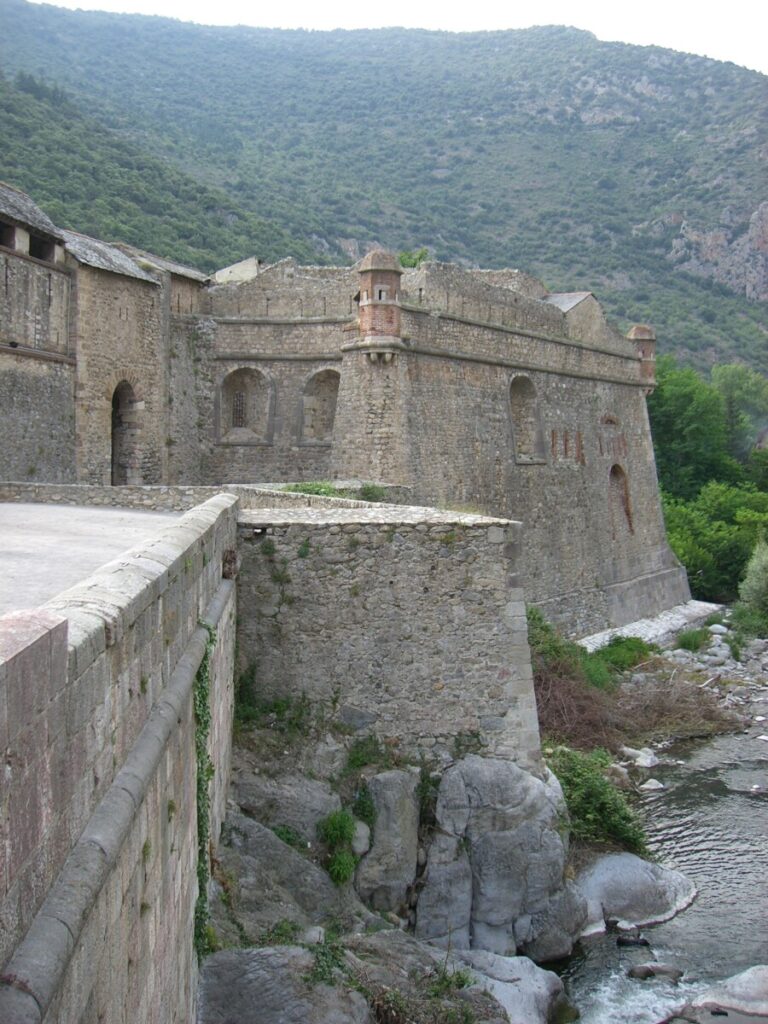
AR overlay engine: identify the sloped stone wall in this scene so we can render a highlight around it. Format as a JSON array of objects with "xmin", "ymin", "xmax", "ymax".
[{"xmin": 236, "ymin": 506, "xmax": 540, "ymax": 766}]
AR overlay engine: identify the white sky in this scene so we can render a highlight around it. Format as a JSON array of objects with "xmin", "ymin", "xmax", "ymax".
[{"xmin": 27, "ymin": 0, "xmax": 768, "ymax": 75}]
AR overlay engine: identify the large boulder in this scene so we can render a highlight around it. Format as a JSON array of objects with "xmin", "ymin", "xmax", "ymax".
[
  {"xmin": 416, "ymin": 755, "xmax": 587, "ymax": 960},
  {"xmin": 679, "ymin": 965, "xmax": 768, "ymax": 1021},
  {"xmin": 234, "ymin": 770, "xmax": 341, "ymax": 842},
  {"xmin": 355, "ymin": 768, "xmax": 420, "ymax": 914},
  {"xmin": 210, "ymin": 812, "xmax": 371, "ymax": 944},
  {"xmin": 413, "ymin": 832, "xmax": 473, "ymax": 947},
  {"xmin": 198, "ymin": 946, "xmax": 371, "ymax": 1024},
  {"xmin": 575, "ymin": 852, "xmax": 697, "ymax": 935},
  {"xmin": 456, "ymin": 949, "xmax": 575, "ymax": 1024}
]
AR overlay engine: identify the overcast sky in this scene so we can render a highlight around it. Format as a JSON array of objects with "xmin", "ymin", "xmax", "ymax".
[{"xmin": 27, "ymin": 0, "xmax": 768, "ymax": 74}]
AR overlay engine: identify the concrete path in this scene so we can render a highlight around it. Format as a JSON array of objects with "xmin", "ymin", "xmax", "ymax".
[{"xmin": 0, "ymin": 503, "xmax": 179, "ymax": 615}]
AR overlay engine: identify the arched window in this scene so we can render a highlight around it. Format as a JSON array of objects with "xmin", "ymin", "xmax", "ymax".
[
  {"xmin": 111, "ymin": 381, "xmax": 141, "ymax": 485},
  {"xmin": 219, "ymin": 368, "xmax": 271, "ymax": 442},
  {"xmin": 301, "ymin": 369, "xmax": 340, "ymax": 443},
  {"xmin": 509, "ymin": 375, "xmax": 545, "ymax": 463},
  {"xmin": 609, "ymin": 464, "xmax": 634, "ymax": 537}
]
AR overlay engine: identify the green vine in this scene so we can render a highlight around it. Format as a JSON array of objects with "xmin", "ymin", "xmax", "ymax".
[{"xmin": 194, "ymin": 621, "xmax": 217, "ymax": 960}]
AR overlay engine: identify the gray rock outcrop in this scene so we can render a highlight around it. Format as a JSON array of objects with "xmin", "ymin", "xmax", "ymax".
[
  {"xmin": 198, "ymin": 946, "xmax": 371, "ymax": 1024},
  {"xmin": 234, "ymin": 771, "xmax": 341, "ymax": 842},
  {"xmin": 456, "ymin": 949, "xmax": 574, "ymax": 1024},
  {"xmin": 355, "ymin": 768, "xmax": 420, "ymax": 914},
  {"xmin": 664, "ymin": 965, "xmax": 768, "ymax": 1023},
  {"xmin": 210, "ymin": 812, "xmax": 371, "ymax": 943},
  {"xmin": 415, "ymin": 755, "xmax": 587, "ymax": 960},
  {"xmin": 576, "ymin": 852, "xmax": 696, "ymax": 935}
]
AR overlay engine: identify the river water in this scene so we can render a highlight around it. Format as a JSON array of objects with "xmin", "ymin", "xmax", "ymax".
[{"xmin": 561, "ymin": 686, "xmax": 768, "ymax": 1023}]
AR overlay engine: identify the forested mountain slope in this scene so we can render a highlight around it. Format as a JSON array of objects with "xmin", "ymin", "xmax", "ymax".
[{"xmin": 1, "ymin": 0, "xmax": 766, "ymax": 366}]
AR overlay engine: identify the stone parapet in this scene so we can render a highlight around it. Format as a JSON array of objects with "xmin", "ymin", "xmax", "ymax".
[{"xmin": 0, "ymin": 496, "xmax": 238, "ymax": 1023}]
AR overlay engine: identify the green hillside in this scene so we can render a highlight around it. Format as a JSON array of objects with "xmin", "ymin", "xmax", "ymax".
[{"xmin": 1, "ymin": 0, "xmax": 766, "ymax": 365}]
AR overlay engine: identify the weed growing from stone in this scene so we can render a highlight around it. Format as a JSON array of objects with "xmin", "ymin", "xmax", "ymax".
[
  {"xmin": 305, "ymin": 935, "xmax": 347, "ymax": 985},
  {"xmin": 357, "ymin": 483, "xmax": 387, "ymax": 502},
  {"xmin": 317, "ymin": 809, "xmax": 356, "ymax": 848},
  {"xmin": 427, "ymin": 965, "xmax": 473, "ymax": 999},
  {"xmin": 327, "ymin": 849, "xmax": 357, "ymax": 885},
  {"xmin": 352, "ymin": 782, "xmax": 376, "ymax": 832},
  {"xmin": 234, "ymin": 671, "xmax": 312, "ymax": 737},
  {"xmin": 193, "ymin": 622, "xmax": 217, "ymax": 960},
  {"xmin": 256, "ymin": 918, "xmax": 300, "ymax": 947},
  {"xmin": 317, "ymin": 810, "xmax": 358, "ymax": 885},
  {"xmin": 271, "ymin": 824, "xmax": 306, "ymax": 849},
  {"xmin": 343, "ymin": 735, "xmax": 396, "ymax": 776},
  {"xmin": 452, "ymin": 730, "xmax": 484, "ymax": 759}
]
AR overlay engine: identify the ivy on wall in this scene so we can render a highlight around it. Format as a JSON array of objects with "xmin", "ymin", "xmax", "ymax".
[{"xmin": 193, "ymin": 622, "xmax": 217, "ymax": 960}]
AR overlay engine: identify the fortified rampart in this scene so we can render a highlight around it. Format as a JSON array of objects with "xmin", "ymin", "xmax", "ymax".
[
  {"xmin": 0, "ymin": 180, "xmax": 689, "ymax": 638},
  {"xmin": 0, "ymin": 484, "xmax": 541, "ymax": 1020},
  {"xmin": 0, "ymin": 495, "xmax": 237, "ymax": 1023}
]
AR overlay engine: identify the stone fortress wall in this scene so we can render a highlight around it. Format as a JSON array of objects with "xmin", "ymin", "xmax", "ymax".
[{"xmin": 236, "ymin": 504, "xmax": 540, "ymax": 766}]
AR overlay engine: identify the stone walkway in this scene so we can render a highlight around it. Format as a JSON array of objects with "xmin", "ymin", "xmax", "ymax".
[
  {"xmin": 579, "ymin": 599, "xmax": 721, "ymax": 652},
  {"xmin": 0, "ymin": 502, "xmax": 178, "ymax": 615}
]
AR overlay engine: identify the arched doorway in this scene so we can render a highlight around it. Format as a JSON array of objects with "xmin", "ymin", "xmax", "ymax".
[{"xmin": 111, "ymin": 382, "xmax": 140, "ymax": 485}]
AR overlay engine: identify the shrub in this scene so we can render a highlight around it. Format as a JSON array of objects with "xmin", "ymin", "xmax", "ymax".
[
  {"xmin": 327, "ymin": 849, "xmax": 357, "ymax": 885},
  {"xmin": 528, "ymin": 607, "xmax": 621, "ymax": 748},
  {"xmin": 317, "ymin": 809, "xmax": 356, "ymax": 848},
  {"xmin": 357, "ymin": 482, "xmax": 388, "ymax": 502},
  {"xmin": 738, "ymin": 538, "xmax": 768, "ymax": 621},
  {"xmin": 546, "ymin": 746, "xmax": 647, "ymax": 853},
  {"xmin": 282, "ymin": 481, "xmax": 342, "ymax": 497},
  {"xmin": 593, "ymin": 635, "xmax": 655, "ymax": 672},
  {"xmin": 675, "ymin": 628, "xmax": 710, "ymax": 651},
  {"xmin": 731, "ymin": 600, "xmax": 768, "ymax": 639}
]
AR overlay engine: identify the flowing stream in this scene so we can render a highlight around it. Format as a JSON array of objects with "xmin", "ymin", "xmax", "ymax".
[{"xmin": 561, "ymin": 686, "xmax": 768, "ymax": 1023}]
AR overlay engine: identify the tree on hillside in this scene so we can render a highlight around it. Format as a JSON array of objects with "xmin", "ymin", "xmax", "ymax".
[
  {"xmin": 711, "ymin": 364, "xmax": 768, "ymax": 462},
  {"xmin": 647, "ymin": 356, "xmax": 743, "ymax": 500}
]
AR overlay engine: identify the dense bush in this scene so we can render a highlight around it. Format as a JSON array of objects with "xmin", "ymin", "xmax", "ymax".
[
  {"xmin": 546, "ymin": 746, "xmax": 647, "ymax": 853},
  {"xmin": 527, "ymin": 607, "xmax": 654, "ymax": 748}
]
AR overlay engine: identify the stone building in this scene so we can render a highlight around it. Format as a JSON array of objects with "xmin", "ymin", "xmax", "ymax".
[{"xmin": 0, "ymin": 181, "xmax": 689, "ymax": 634}]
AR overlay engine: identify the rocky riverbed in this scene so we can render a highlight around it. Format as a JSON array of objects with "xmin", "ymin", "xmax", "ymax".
[{"xmin": 198, "ymin": 616, "xmax": 768, "ymax": 1023}]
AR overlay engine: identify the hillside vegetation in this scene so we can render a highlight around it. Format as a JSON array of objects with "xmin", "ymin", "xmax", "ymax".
[{"xmin": 0, "ymin": 0, "xmax": 766, "ymax": 366}]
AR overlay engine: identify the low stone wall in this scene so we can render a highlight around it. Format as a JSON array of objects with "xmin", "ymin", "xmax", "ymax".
[
  {"xmin": 0, "ymin": 494, "xmax": 238, "ymax": 1023},
  {"xmin": 236, "ymin": 506, "xmax": 540, "ymax": 766},
  {"xmin": 0, "ymin": 482, "xmax": 372, "ymax": 512}
]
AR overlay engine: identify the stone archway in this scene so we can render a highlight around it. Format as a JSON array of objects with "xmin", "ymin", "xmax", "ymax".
[{"xmin": 111, "ymin": 381, "xmax": 141, "ymax": 485}]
